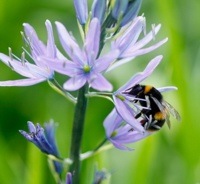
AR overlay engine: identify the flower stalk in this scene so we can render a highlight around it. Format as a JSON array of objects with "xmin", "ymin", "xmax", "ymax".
[
  {"xmin": 69, "ymin": 84, "xmax": 88, "ymax": 184},
  {"xmin": 48, "ymin": 79, "xmax": 77, "ymax": 104}
]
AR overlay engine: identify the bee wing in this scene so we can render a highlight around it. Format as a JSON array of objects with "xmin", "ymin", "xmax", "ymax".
[
  {"xmin": 165, "ymin": 114, "xmax": 171, "ymax": 129},
  {"xmin": 151, "ymin": 97, "xmax": 172, "ymax": 129},
  {"xmin": 162, "ymin": 100, "xmax": 181, "ymax": 121},
  {"xmin": 151, "ymin": 96, "xmax": 165, "ymax": 112}
]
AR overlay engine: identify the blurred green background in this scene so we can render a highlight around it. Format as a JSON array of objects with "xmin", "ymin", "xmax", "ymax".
[{"xmin": 0, "ymin": 0, "xmax": 199, "ymax": 183}]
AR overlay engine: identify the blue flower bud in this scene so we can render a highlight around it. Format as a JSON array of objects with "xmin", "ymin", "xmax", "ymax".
[
  {"xmin": 19, "ymin": 120, "xmax": 63, "ymax": 174},
  {"xmin": 111, "ymin": 0, "xmax": 142, "ymax": 26},
  {"xmin": 91, "ymin": 0, "xmax": 107, "ymax": 24},
  {"xmin": 73, "ymin": 0, "xmax": 88, "ymax": 24},
  {"xmin": 66, "ymin": 173, "xmax": 72, "ymax": 184},
  {"xmin": 121, "ymin": 0, "xmax": 142, "ymax": 26},
  {"xmin": 111, "ymin": 0, "xmax": 129, "ymax": 20}
]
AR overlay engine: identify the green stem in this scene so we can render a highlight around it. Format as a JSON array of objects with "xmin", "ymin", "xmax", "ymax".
[
  {"xmin": 48, "ymin": 79, "xmax": 77, "ymax": 104},
  {"xmin": 69, "ymin": 85, "xmax": 88, "ymax": 184},
  {"xmin": 93, "ymin": 138, "xmax": 108, "ymax": 152},
  {"xmin": 80, "ymin": 143, "xmax": 113, "ymax": 161}
]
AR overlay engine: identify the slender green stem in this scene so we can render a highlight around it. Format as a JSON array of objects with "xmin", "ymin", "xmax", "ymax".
[
  {"xmin": 93, "ymin": 138, "xmax": 108, "ymax": 152},
  {"xmin": 86, "ymin": 92, "xmax": 113, "ymax": 103},
  {"xmin": 80, "ymin": 143, "xmax": 113, "ymax": 161},
  {"xmin": 48, "ymin": 79, "xmax": 77, "ymax": 104},
  {"xmin": 69, "ymin": 85, "xmax": 88, "ymax": 184}
]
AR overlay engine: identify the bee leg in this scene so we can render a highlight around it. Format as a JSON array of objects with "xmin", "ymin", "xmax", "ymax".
[{"xmin": 135, "ymin": 112, "xmax": 142, "ymax": 119}]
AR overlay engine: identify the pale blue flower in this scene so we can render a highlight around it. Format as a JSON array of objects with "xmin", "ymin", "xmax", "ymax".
[
  {"xmin": 113, "ymin": 56, "xmax": 163, "ymax": 133},
  {"xmin": 19, "ymin": 121, "xmax": 62, "ymax": 174},
  {"xmin": 109, "ymin": 16, "xmax": 168, "ymax": 70},
  {"xmin": 73, "ymin": 0, "xmax": 88, "ymax": 24},
  {"xmin": 104, "ymin": 108, "xmax": 150, "ymax": 150},
  {"xmin": 0, "ymin": 20, "xmax": 56, "ymax": 86},
  {"xmin": 51, "ymin": 18, "xmax": 119, "ymax": 91}
]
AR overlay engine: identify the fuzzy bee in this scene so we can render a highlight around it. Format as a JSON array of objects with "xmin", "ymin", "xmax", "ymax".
[{"xmin": 124, "ymin": 84, "xmax": 181, "ymax": 131}]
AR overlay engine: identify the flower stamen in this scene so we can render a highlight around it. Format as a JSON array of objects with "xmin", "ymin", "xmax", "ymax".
[{"xmin": 83, "ymin": 64, "xmax": 91, "ymax": 73}]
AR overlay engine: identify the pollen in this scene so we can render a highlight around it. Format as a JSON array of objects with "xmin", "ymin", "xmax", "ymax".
[
  {"xmin": 144, "ymin": 85, "xmax": 152, "ymax": 94},
  {"xmin": 111, "ymin": 131, "xmax": 117, "ymax": 138},
  {"xmin": 154, "ymin": 112, "xmax": 165, "ymax": 120},
  {"xmin": 83, "ymin": 65, "xmax": 91, "ymax": 73}
]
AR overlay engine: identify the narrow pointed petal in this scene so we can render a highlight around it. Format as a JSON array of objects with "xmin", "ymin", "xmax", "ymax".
[
  {"xmin": 0, "ymin": 53, "xmax": 34, "ymax": 78},
  {"xmin": 121, "ymin": 131, "xmax": 150, "ymax": 144},
  {"xmin": 115, "ymin": 129, "xmax": 150, "ymax": 143},
  {"xmin": 117, "ymin": 55, "xmax": 163, "ymax": 92},
  {"xmin": 63, "ymin": 76, "xmax": 86, "ymax": 91},
  {"xmin": 27, "ymin": 121, "xmax": 37, "ymax": 132},
  {"xmin": 84, "ymin": 18, "xmax": 100, "ymax": 62},
  {"xmin": 157, "ymin": 86, "xmax": 178, "ymax": 93},
  {"xmin": 55, "ymin": 22, "xmax": 83, "ymax": 64},
  {"xmin": 123, "ymin": 38, "xmax": 168, "ymax": 58},
  {"xmin": 131, "ymin": 24, "xmax": 162, "ymax": 51},
  {"xmin": 106, "ymin": 57, "xmax": 133, "ymax": 72},
  {"xmin": 112, "ymin": 16, "xmax": 144, "ymax": 53},
  {"xmin": 90, "ymin": 74, "xmax": 113, "ymax": 92},
  {"xmin": 19, "ymin": 130, "xmax": 33, "ymax": 142},
  {"xmin": 23, "ymin": 23, "xmax": 46, "ymax": 57},
  {"xmin": 113, "ymin": 97, "xmax": 145, "ymax": 133},
  {"xmin": 45, "ymin": 20, "xmax": 56, "ymax": 58},
  {"xmin": 111, "ymin": 139, "xmax": 133, "ymax": 151},
  {"xmin": 0, "ymin": 78, "xmax": 45, "ymax": 86}
]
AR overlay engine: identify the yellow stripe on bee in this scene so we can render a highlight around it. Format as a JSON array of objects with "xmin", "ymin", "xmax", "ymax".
[
  {"xmin": 154, "ymin": 112, "xmax": 165, "ymax": 120},
  {"xmin": 144, "ymin": 85, "xmax": 153, "ymax": 94}
]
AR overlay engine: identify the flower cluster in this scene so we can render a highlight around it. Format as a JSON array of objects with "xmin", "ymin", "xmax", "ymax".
[
  {"xmin": 0, "ymin": 0, "xmax": 180, "ymax": 183},
  {"xmin": 0, "ymin": 1, "xmax": 167, "ymax": 91}
]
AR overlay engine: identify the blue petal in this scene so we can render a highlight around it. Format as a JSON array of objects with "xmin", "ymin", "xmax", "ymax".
[
  {"xmin": 0, "ymin": 78, "xmax": 46, "ymax": 86},
  {"xmin": 116, "ymin": 55, "xmax": 163, "ymax": 92},
  {"xmin": 89, "ymin": 73, "xmax": 113, "ymax": 92},
  {"xmin": 84, "ymin": 18, "xmax": 100, "ymax": 65},
  {"xmin": 63, "ymin": 75, "xmax": 86, "ymax": 91},
  {"xmin": 113, "ymin": 96, "xmax": 145, "ymax": 133},
  {"xmin": 103, "ymin": 108, "xmax": 123, "ymax": 137},
  {"xmin": 45, "ymin": 20, "xmax": 56, "ymax": 58}
]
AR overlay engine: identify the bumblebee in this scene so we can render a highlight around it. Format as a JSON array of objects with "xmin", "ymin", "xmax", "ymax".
[{"xmin": 124, "ymin": 84, "xmax": 181, "ymax": 131}]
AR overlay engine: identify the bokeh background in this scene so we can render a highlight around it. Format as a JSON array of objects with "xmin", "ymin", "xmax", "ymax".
[{"xmin": 0, "ymin": 0, "xmax": 199, "ymax": 183}]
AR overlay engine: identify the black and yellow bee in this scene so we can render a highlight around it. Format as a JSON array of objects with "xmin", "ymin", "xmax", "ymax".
[{"xmin": 123, "ymin": 84, "xmax": 181, "ymax": 131}]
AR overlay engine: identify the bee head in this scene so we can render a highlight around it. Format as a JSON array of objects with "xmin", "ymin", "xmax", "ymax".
[{"xmin": 124, "ymin": 84, "xmax": 144, "ymax": 96}]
